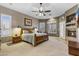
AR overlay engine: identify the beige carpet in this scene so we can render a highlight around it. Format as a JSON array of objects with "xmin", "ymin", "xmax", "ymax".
[{"xmin": 0, "ymin": 36, "xmax": 69, "ymax": 56}]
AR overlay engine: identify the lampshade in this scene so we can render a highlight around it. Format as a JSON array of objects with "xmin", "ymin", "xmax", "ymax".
[
  {"xmin": 34, "ymin": 28, "xmax": 38, "ymax": 33},
  {"xmin": 12, "ymin": 28, "xmax": 21, "ymax": 37}
]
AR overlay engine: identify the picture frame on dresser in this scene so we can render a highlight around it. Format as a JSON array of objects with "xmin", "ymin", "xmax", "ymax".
[{"xmin": 24, "ymin": 18, "xmax": 32, "ymax": 26}]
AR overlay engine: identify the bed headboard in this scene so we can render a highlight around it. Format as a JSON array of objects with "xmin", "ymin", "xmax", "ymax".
[{"xmin": 22, "ymin": 28, "xmax": 34, "ymax": 33}]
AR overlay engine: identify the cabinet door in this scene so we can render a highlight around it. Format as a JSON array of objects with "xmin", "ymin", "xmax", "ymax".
[{"xmin": 1, "ymin": 14, "xmax": 12, "ymax": 37}]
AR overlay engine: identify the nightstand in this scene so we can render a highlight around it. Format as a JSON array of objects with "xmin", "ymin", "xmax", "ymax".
[{"xmin": 12, "ymin": 36, "xmax": 22, "ymax": 43}]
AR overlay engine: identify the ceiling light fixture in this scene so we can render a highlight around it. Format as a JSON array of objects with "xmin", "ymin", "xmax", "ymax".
[{"xmin": 32, "ymin": 3, "xmax": 51, "ymax": 16}]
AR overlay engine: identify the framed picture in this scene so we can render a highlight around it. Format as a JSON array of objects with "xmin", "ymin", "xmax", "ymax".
[{"xmin": 24, "ymin": 18, "xmax": 32, "ymax": 26}]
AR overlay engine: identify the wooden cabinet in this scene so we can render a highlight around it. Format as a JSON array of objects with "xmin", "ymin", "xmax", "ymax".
[
  {"xmin": 68, "ymin": 41, "xmax": 79, "ymax": 56},
  {"xmin": 12, "ymin": 36, "xmax": 22, "ymax": 43}
]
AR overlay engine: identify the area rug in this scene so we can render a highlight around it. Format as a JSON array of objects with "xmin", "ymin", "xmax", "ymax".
[{"xmin": 7, "ymin": 42, "xmax": 13, "ymax": 46}]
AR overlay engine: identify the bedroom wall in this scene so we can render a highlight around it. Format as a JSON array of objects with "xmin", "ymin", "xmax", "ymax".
[
  {"xmin": 0, "ymin": 5, "xmax": 38, "ymax": 43},
  {"xmin": 0, "ymin": 5, "xmax": 39, "ymax": 28}
]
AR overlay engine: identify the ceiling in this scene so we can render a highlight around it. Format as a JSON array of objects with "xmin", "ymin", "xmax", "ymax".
[{"xmin": 0, "ymin": 3, "xmax": 77, "ymax": 19}]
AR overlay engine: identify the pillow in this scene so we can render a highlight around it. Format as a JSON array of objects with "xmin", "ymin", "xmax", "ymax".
[
  {"xmin": 23, "ymin": 30, "xmax": 29, "ymax": 34},
  {"xmin": 29, "ymin": 29, "xmax": 33, "ymax": 33}
]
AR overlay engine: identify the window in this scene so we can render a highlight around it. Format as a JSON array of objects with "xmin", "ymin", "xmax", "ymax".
[
  {"xmin": 1, "ymin": 14, "xmax": 12, "ymax": 37},
  {"xmin": 39, "ymin": 22, "xmax": 45, "ymax": 33},
  {"xmin": 47, "ymin": 23, "xmax": 57, "ymax": 34}
]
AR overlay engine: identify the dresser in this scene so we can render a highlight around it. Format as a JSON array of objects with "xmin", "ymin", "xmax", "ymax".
[{"xmin": 68, "ymin": 41, "xmax": 79, "ymax": 56}]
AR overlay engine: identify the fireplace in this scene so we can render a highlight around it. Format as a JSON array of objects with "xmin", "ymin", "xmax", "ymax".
[{"xmin": 66, "ymin": 30, "xmax": 76, "ymax": 37}]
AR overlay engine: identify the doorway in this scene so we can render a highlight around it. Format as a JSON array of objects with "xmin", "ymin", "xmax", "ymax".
[{"xmin": 59, "ymin": 21, "xmax": 66, "ymax": 39}]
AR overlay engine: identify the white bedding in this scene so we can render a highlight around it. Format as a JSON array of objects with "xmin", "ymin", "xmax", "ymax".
[
  {"xmin": 22, "ymin": 33, "xmax": 35, "ymax": 46},
  {"xmin": 36, "ymin": 33, "xmax": 47, "ymax": 36}
]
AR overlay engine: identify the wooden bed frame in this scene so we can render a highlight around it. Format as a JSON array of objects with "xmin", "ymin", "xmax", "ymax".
[{"xmin": 22, "ymin": 28, "xmax": 49, "ymax": 46}]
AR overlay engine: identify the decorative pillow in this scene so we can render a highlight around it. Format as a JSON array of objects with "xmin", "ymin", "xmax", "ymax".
[{"xmin": 29, "ymin": 29, "xmax": 33, "ymax": 33}]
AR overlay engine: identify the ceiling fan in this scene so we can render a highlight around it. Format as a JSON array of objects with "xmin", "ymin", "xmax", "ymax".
[{"xmin": 32, "ymin": 3, "xmax": 51, "ymax": 16}]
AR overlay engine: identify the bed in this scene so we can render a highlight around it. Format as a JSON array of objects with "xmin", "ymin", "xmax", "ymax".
[{"xmin": 21, "ymin": 28, "xmax": 48, "ymax": 46}]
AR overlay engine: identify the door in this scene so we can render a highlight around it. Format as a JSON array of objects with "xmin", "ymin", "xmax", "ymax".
[{"xmin": 59, "ymin": 21, "xmax": 65, "ymax": 39}]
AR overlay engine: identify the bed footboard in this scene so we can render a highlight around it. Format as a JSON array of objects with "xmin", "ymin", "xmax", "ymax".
[{"xmin": 34, "ymin": 34, "xmax": 48, "ymax": 46}]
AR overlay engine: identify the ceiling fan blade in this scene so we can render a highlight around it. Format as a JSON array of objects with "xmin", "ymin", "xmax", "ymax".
[
  {"xmin": 32, "ymin": 11, "xmax": 38, "ymax": 12},
  {"xmin": 43, "ymin": 13, "xmax": 46, "ymax": 16},
  {"xmin": 45, "ymin": 10, "xmax": 51, "ymax": 12}
]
